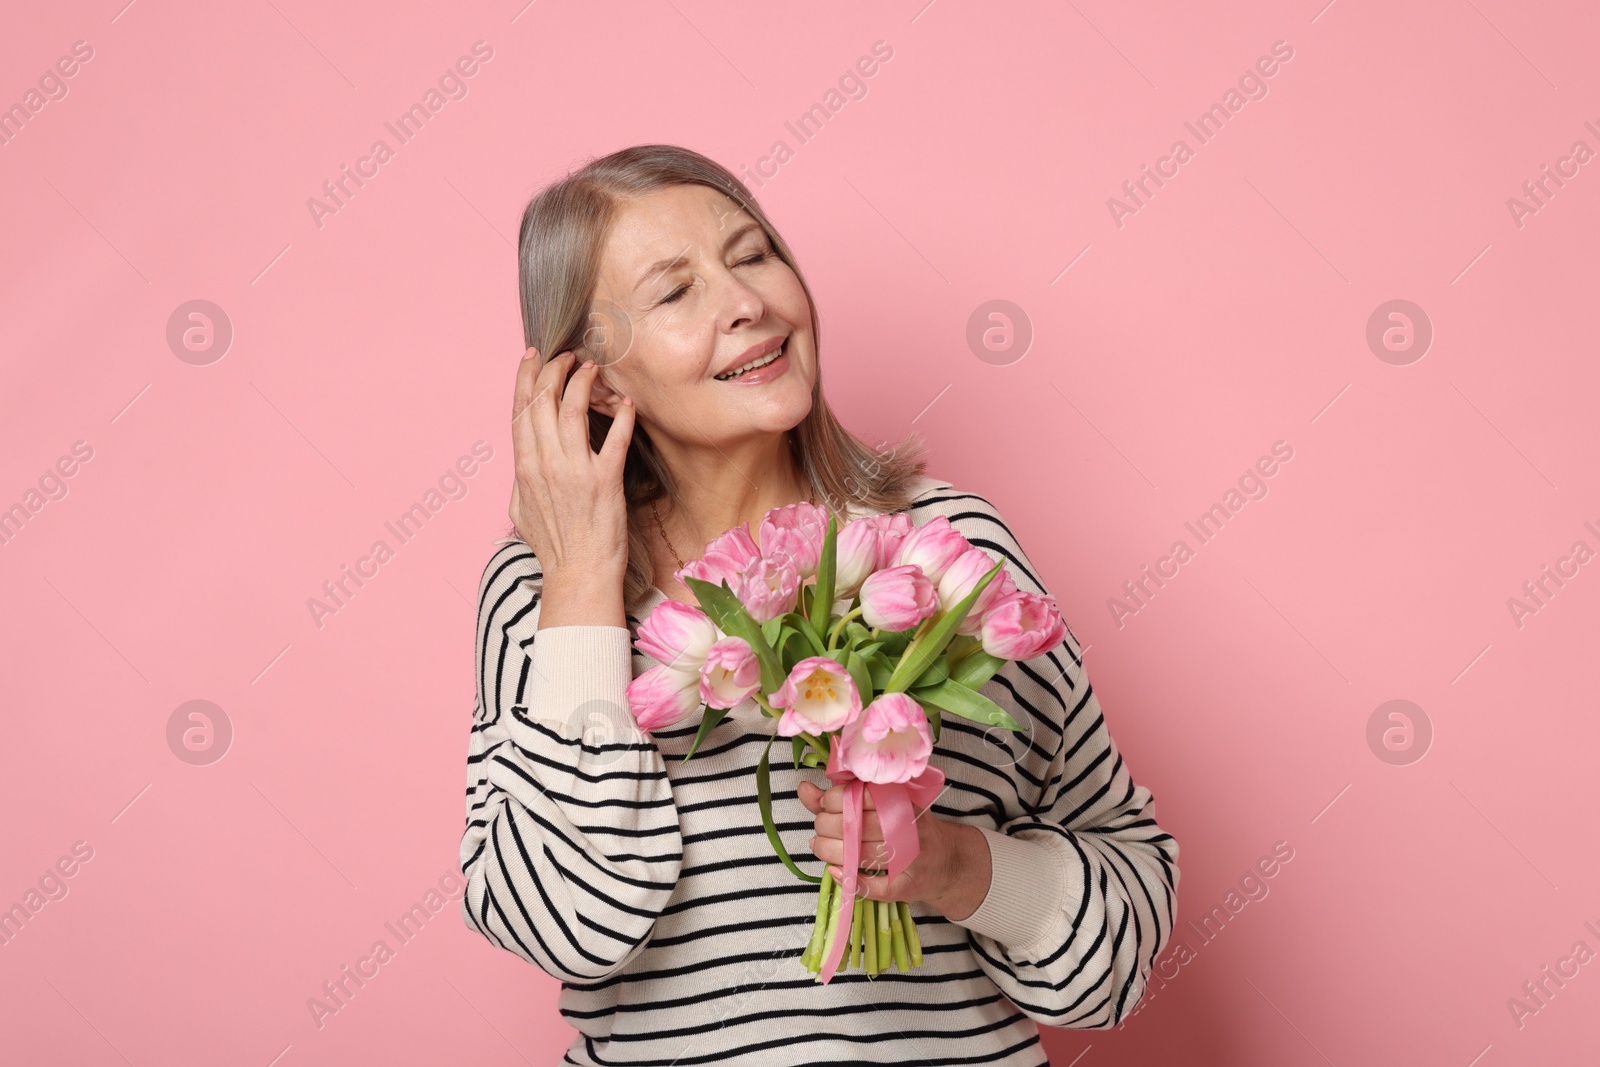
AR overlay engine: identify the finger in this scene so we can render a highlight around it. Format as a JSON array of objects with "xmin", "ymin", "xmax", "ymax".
[
  {"xmin": 828, "ymin": 867, "xmax": 892, "ymax": 900},
  {"xmin": 511, "ymin": 353, "xmax": 547, "ymax": 485},
  {"xmin": 822, "ymin": 786, "xmax": 875, "ymax": 813},
  {"xmin": 811, "ymin": 836, "xmax": 843, "ymax": 867},
  {"xmin": 812, "ymin": 836, "xmax": 890, "ymax": 870},
  {"xmin": 796, "ymin": 780, "xmax": 823, "ymax": 813},
  {"xmin": 527, "ymin": 354, "xmax": 575, "ymax": 457},
  {"xmin": 558, "ymin": 359, "xmax": 600, "ymax": 455},
  {"xmin": 598, "ymin": 393, "xmax": 635, "ymax": 469},
  {"xmin": 813, "ymin": 812, "xmax": 883, "ymax": 845}
]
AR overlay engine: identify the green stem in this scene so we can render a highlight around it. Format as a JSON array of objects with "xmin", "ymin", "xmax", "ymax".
[
  {"xmin": 803, "ymin": 868, "xmax": 834, "ymax": 971},
  {"xmin": 888, "ymin": 900, "xmax": 910, "ymax": 972},
  {"xmin": 876, "ymin": 894, "xmax": 892, "ymax": 967},
  {"xmin": 863, "ymin": 899, "xmax": 878, "ymax": 977},
  {"xmin": 826, "ymin": 605, "xmax": 864, "ymax": 651},
  {"xmin": 849, "ymin": 897, "xmax": 865, "ymax": 971},
  {"xmin": 794, "ymin": 730, "xmax": 831, "ymax": 762},
  {"xmin": 899, "ymin": 901, "xmax": 923, "ymax": 966},
  {"xmin": 814, "ymin": 880, "xmax": 845, "ymax": 982}
]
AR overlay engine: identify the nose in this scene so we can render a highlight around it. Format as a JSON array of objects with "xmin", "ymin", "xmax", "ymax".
[{"xmin": 715, "ymin": 262, "xmax": 766, "ymax": 333}]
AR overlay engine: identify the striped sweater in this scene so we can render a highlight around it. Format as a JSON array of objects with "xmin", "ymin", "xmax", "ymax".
[{"xmin": 459, "ymin": 475, "xmax": 1180, "ymax": 1065}]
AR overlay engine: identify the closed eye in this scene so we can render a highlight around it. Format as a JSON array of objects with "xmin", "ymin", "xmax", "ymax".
[{"xmin": 658, "ymin": 251, "xmax": 774, "ymax": 306}]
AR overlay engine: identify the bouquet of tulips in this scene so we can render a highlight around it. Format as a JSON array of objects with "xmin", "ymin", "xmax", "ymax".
[{"xmin": 623, "ymin": 500, "xmax": 1067, "ymax": 983}]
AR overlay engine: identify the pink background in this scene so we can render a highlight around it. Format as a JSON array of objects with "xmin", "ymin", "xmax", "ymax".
[{"xmin": 3, "ymin": 1, "xmax": 1598, "ymax": 1064}]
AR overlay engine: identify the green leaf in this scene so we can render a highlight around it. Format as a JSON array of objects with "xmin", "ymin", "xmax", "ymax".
[
  {"xmin": 780, "ymin": 611, "xmax": 826, "ymax": 659},
  {"xmin": 845, "ymin": 649, "xmax": 874, "ymax": 709},
  {"xmin": 810, "ymin": 514, "xmax": 838, "ymax": 646},
  {"xmin": 685, "ymin": 577, "xmax": 785, "ymax": 693},
  {"xmin": 791, "ymin": 735, "xmax": 805, "ymax": 770},
  {"xmin": 777, "ymin": 626, "xmax": 811, "ymax": 669},
  {"xmin": 909, "ymin": 654, "xmax": 948, "ymax": 690},
  {"xmin": 681, "ymin": 705, "xmax": 728, "ymax": 762},
  {"xmin": 884, "ymin": 560, "xmax": 1005, "ymax": 693},
  {"xmin": 757, "ymin": 737, "xmax": 822, "ymax": 884},
  {"xmin": 876, "ymin": 627, "xmax": 913, "ymax": 657},
  {"xmin": 949, "ymin": 649, "xmax": 1007, "ymax": 690},
  {"xmin": 912, "ymin": 677, "xmax": 1021, "ymax": 731},
  {"xmin": 866, "ymin": 653, "xmax": 893, "ymax": 690},
  {"xmin": 762, "ymin": 616, "xmax": 784, "ymax": 646}
]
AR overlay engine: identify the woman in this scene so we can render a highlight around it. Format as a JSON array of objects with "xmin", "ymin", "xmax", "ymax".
[{"xmin": 460, "ymin": 144, "xmax": 1179, "ymax": 1065}]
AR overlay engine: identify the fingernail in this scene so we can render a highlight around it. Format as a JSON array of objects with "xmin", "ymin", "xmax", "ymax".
[{"xmin": 581, "ymin": 358, "xmax": 595, "ymax": 369}]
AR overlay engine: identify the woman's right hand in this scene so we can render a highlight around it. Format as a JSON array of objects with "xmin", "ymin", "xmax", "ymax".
[{"xmin": 509, "ymin": 348, "xmax": 636, "ymax": 624}]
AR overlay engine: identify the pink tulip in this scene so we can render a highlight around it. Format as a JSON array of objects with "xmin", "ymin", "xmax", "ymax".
[
  {"xmin": 732, "ymin": 554, "xmax": 801, "ymax": 624},
  {"xmin": 893, "ymin": 515, "xmax": 971, "ymax": 584},
  {"xmin": 625, "ymin": 663, "xmax": 704, "ymax": 731},
  {"xmin": 839, "ymin": 693, "xmax": 933, "ymax": 785},
  {"xmin": 699, "ymin": 637, "xmax": 760, "ymax": 709},
  {"xmin": 937, "ymin": 547, "xmax": 1019, "ymax": 636},
  {"xmin": 759, "ymin": 501, "xmax": 830, "ymax": 578},
  {"xmin": 859, "ymin": 564, "xmax": 939, "ymax": 632},
  {"xmin": 867, "ymin": 512, "xmax": 914, "ymax": 570},
  {"xmin": 634, "ymin": 600, "xmax": 720, "ymax": 674},
  {"xmin": 833, "ymin": 517, "xmax": 884, "ymax": 596},
  {"xmin": 980, "ymin": 591, "xmax": 1068, "ymax": 661},
  {"xmin": 771, "ymin": 656, "xmax": 862, "ymax": 737},
  {"xmin": 676, "ymin": 522, "xmax": 761, "ymax": 589}
]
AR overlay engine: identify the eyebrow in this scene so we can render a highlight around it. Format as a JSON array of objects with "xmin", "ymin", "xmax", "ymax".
[{"xmin": 633, "ymin": 220, "xmax": 765, "ymax": 292}]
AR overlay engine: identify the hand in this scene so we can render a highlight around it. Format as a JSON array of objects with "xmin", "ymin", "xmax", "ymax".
[
  {"xmin": 797, "ymin": 778, "xmax": 987, "ymax": 916},
  {"xmin": 509, "ymin": 349, "xmax": 635, "ymax": 617}
]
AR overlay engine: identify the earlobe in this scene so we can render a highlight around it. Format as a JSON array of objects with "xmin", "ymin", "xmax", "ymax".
[{"xmin": 589, "ymin": 375, "xmax": 622, "ymax": 418}]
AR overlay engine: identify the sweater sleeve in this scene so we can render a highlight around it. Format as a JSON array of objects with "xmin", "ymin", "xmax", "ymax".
[
  {"xmin": 458, "ymin": 541, "xmax": 684, "ymax": 985},
  {"xmin": 932, "ymin": 490, "xmax": 1181, "ymax": 1028}
]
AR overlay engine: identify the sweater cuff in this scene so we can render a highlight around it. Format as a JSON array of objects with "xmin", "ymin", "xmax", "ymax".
[
  {"xmin": 955, "ymin": 827, "xmax": 1074, "ymax": 954},
  {"xmin": 525, "ymin": 625, "xmax": 635, "ymax": 729}
]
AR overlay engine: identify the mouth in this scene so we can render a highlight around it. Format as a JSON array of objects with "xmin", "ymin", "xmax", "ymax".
[{"xmin": 714, "ymin": 338, "xmax": 789, "ymax": 382}]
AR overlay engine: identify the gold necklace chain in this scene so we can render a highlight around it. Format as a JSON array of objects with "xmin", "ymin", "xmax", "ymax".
[{"xmin": 650, "ymin": 484, "xmax": 818, "ymax": 574}]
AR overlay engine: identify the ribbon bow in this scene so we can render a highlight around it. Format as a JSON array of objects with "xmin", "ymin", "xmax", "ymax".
[{"xmin": 816, "ymin": 741, "xmax": 946, "ymax": 984}]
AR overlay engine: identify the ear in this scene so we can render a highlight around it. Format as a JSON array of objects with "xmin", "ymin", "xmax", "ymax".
[{"xmin": 588, "ymin": 366, "xmax": 625, "ymax": 419}]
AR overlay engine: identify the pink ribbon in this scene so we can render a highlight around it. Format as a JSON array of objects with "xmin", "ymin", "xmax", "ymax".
[{"xmin": 815, "ymin": 742, "xmax": 946, "ymax": 984}]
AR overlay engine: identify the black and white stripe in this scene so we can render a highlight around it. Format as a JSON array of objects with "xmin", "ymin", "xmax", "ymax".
[{"xmin": 459, "ymin": 476, "xmax": 1180, "ymax": 1064}]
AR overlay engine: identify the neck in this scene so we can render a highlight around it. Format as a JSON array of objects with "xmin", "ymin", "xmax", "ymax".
[{"xmin": 653, "ymin": 431, "xmax": 812, "ymax": 559}]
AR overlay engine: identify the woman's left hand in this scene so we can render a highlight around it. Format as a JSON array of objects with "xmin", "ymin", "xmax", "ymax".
[{"xmin": 796, "ymin": 778, "xmax": 986, "ymax": 916}]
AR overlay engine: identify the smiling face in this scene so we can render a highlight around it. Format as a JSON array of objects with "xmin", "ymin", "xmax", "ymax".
[{"xmin": 582, "ymin": 183, "xmax": 817, "ymax": 451}]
